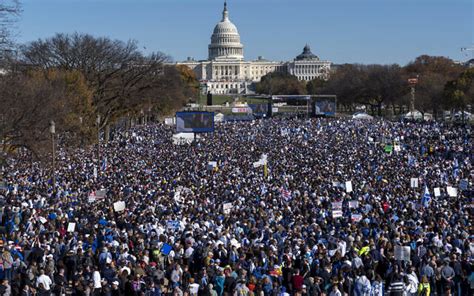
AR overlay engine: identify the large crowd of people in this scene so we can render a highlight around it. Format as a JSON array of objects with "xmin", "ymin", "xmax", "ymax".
[{"xmin": 0, "ymin": 117, "xmax": 472, "ymax": 296}]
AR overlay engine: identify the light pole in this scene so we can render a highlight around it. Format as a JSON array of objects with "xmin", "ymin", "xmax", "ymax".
[
  {"xmin": 49, "ymin": 120, "xmax": 56, "ymax": 189},
  {"xmin": 408, "ymin": 76, "xmax": 419, "ymax": 120}
]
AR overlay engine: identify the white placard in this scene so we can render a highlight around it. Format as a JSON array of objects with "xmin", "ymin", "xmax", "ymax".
[
  {"xmin": 394, "ymin": 245, "xmax": 411, "ymax": 261},
  {"xmin": 38, "ymin": 217, "xmax": 47, "ymax": 224},
  {"xmin": 207, "ymin": 161, "xmax": 218, "ymax": 171},
  {"xmin": 113, "ymin": 201, "xmax": 126, "ymax": 212},
  {"xmin": 434, "ymin": 187, "xmax": 441, "ymax": 197},
  {"xmin": 223, "ymin": 202, "xmax": 233, "ymax": 214},
  {"xmin": 93, "ymin": 167, "xmax": 97, "ymax": 179},
  {"xmin": 67, "ymin": 222, "xmax": 76, "ymax": 233},
  {"xmin": 410, "ymin": 178, "xmax": 419, "ymax": 188},
  {"xmin": 394, "ymin": 145, "xmax": 401, "ymax": 152},
  {"xmin": 446, "ymin": 186, "xmax": 457, "ymax": 197},
  {"xmin": 96, "ymin": 189, "xmax": 107, "ymax": 199},
  {"xmin": 349, "ymin": 200, "xmax": 359, "ymax": 209},
  {"xmin": 345, "ymin": 181, "xmax": 353, "ymax": 193}
]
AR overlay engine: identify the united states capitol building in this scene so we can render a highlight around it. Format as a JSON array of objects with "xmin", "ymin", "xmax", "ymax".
[{"xmin": 177, "ymin": 1, "xmax": 331, "ymax": 95}]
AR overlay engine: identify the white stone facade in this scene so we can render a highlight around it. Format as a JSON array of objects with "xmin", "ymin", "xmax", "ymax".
[{"xmin": 177, "ymin": 1, "xmax": 331, "ymax": 95}]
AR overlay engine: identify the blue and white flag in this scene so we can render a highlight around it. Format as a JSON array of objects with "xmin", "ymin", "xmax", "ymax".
[
  {"xmin": 453, "ymin": 158, "xmax": 459, "ymax": 178},
  {"xmin": 422, "ymin": 186, "xmax": 431, "ymax": 207},
  {"xmin": 101, "ymin": 157, "xmax": 107, "ymax": 171},
  {"xmin": 408, "ymin": 155, "xmax": 416, "ymax": 167}
]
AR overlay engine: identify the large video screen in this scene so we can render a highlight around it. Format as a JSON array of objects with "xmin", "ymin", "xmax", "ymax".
[
  {"xmin": 176, "ymin": 112, "xmax": 214, "ymax": 133},
  {"xmin": 248, "ymin": 104, "xmax": 268, "ymax": 115},
  {"xmin": 315, "ymin": 99, "xmax": 336, "ymax": 116}
]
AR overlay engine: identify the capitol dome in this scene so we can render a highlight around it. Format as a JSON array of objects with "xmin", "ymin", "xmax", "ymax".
[{"xmin": 208, "ymin": 1, "xmax": 244, "ymax": 60}]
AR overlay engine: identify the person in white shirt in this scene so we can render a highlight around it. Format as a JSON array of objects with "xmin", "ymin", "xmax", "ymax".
[
  {"xmin": 188, "ymin": 278, "xmax": 200, "ymax": 296},
  {"xmin": 36, "ymin": 269, "xmax": 52, "ymax": 291},
  {"xmin": 93, "ymin": 269, "xmax": 102, "ymax": 294}
]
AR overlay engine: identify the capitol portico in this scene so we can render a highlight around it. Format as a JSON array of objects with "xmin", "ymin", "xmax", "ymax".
[{"xmin": 177, "ymin": 1, "xmax": 331, "ymax": 95}]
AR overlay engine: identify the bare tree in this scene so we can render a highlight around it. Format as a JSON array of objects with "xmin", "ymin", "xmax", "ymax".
[
  {"xmin": 0, "ymin": 0, "xmax": 21, "ymax": 53},
  {"xmin": 21, "ymin": 33, "xmax": 171, "ymax": 129}
]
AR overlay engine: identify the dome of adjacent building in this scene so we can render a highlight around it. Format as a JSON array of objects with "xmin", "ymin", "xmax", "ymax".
[
  {"xmin": 295, "ymin": 44, "xmax": 319, "ymax": 61},
  {"xmin": 208, "ymin": 1, "xmax": 244, "ymax": 60}
]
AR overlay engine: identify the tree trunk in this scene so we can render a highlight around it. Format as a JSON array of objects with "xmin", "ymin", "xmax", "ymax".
[{"xmin": 104, "ymin": 124, "xmax": 110, "ymax": 143}]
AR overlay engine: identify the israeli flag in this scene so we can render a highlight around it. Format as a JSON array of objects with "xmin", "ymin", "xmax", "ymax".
[
  {"xmin": 422, "ymin": 186, "xmax": 431, "ymax": 207},
  {"xmin": 453, "ymin": 158, "xmax": 459, "ymax": 178},
  {"xmin": 101, "ymin": 157, "xmax": 107, "ymax": 171}
]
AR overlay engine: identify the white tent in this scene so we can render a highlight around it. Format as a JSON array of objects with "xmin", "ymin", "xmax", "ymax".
[
  {"xmin": 404, "ymin": 111, "xmax": 432, "ymax": 121},
  {"xmin": 172, "ymin": 133, "xmax": 199, "ymax": 145},
  {"xmin": 214, "ymin": 113, "xmax": 225, "ymax": 122},
  {"xmin": 352, "ymin": 112, "xmax": 373, "ymax": 120}
]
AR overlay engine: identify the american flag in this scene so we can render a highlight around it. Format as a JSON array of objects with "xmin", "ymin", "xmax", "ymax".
[{"xmin": 280, "ymin": 187, "xmax": 292, "ymax": 201}]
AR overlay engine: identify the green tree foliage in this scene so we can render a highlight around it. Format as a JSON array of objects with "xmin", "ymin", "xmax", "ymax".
[
  {"xmin": 306, "ymin": 77, "xmax": 326, "ymax": 95},
  {"xmin": 255, "ymin": 72, "xmax": 306, "ymax": 95}
]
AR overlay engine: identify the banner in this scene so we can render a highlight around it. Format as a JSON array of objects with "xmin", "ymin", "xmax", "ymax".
[
  {"xmin": 332, "ymin": 202, "xmax": 343, "ymax": 218},
  {"xmin": 345, "ymin": 181, "xmax": 353, "ymax": 193},
  {"xmin": 113, "ymin": 201, "xmax": 126, "ymax": 212},
  {"xmin": 349, "ymin": 200, "xmax": 359, "ymax": 209},
  {"xmin": 351, "ymin": 213, "xmax": 363, "ymax": 222},
  {"xmin": 446, "ymin": 186, "xmax": 457, "ymax": 197},
  {"xmin": 232, "ymin": 107, "xmax": 251, "ymax": 114},
  {"xmin": 394, "ymin": 246, "xmax": 411, "ymax": 261}
]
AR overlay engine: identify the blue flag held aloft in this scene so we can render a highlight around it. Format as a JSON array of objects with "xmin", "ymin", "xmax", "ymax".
[{"xmin": 422, "ymin": 185, "xmax": 431, "ymax": 208}]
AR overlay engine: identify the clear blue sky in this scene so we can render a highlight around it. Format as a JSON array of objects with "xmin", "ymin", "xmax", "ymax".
[{"xmin": 16, "ymin": 0, "xmax": 473, "ymax": 65}]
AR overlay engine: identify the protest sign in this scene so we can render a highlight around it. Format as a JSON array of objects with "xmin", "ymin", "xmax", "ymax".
[
  {"xmin": 230, "ymin": 238, "xmax": 241, "ymax": 248},
  {"xmin": 113, "ymin": 201, "xmax": 126, "ymax": 212},
  {"xmin": 434, "ymin": 187, "xmax": 441, "ymax": 197},
  {"xmin": 410, "ymin": 178, "xmax": 418, "ymax": 188},
  {"xmin": 459, "ymin": 179, "xmax": 468, "ymax": 191},
  {"xmin": 394, "ymin": 145, "xmax": 401, "ymax": 152},
  {"xmin": 93, "ymin": 167, "xmax": 97, "ymax": 179},
  {"xmin": 332, "ymin": 202, "xmax": 343, "ymax": 218},
  {"xmin": 384, "ymin": 145, "xmax": 393, "ymax": 153},
  {"xmin": 88, "ymin": 193, "xmax": 96, "ymax": 203},
  {"xmin": 207, "ymin": 161, "xmax": 218, "ymax": 171},
  {"xmin": 96, "ymin": 189, "xmax": 107, "ymax": 199},
  {"xmin": 67, "ymin": 222, "xmax": 76, "ymax": 233},
  {"xmin": 349, "ymin": 200, "xmax": 359, "ymax": 209},
  {"xmin": 394, "ymin": 245, "xmax": 411, "ymax": 261},
  {"xmin": 345, "ymin": 181, "xmax": 353, "ymax": 193},
  {"xmin": 38, "ymin": 217, "xmax": 47, "ymax": 224},
  {"xmin": 223, "ymin": 202, "xmax": 233, "ymax": 214},
  {"xmin": 446, "ymin": 186, "xmax": 457, "ymax": 197},
  {"xmin": 351, "ymin": 213, "xmax": 363, "ymax": 222}
]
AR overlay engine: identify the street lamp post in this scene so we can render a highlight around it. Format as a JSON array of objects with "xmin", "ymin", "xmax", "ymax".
[{"xmin": 49, "ymin": 120, "xmax": 56, "ymax": 189}]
